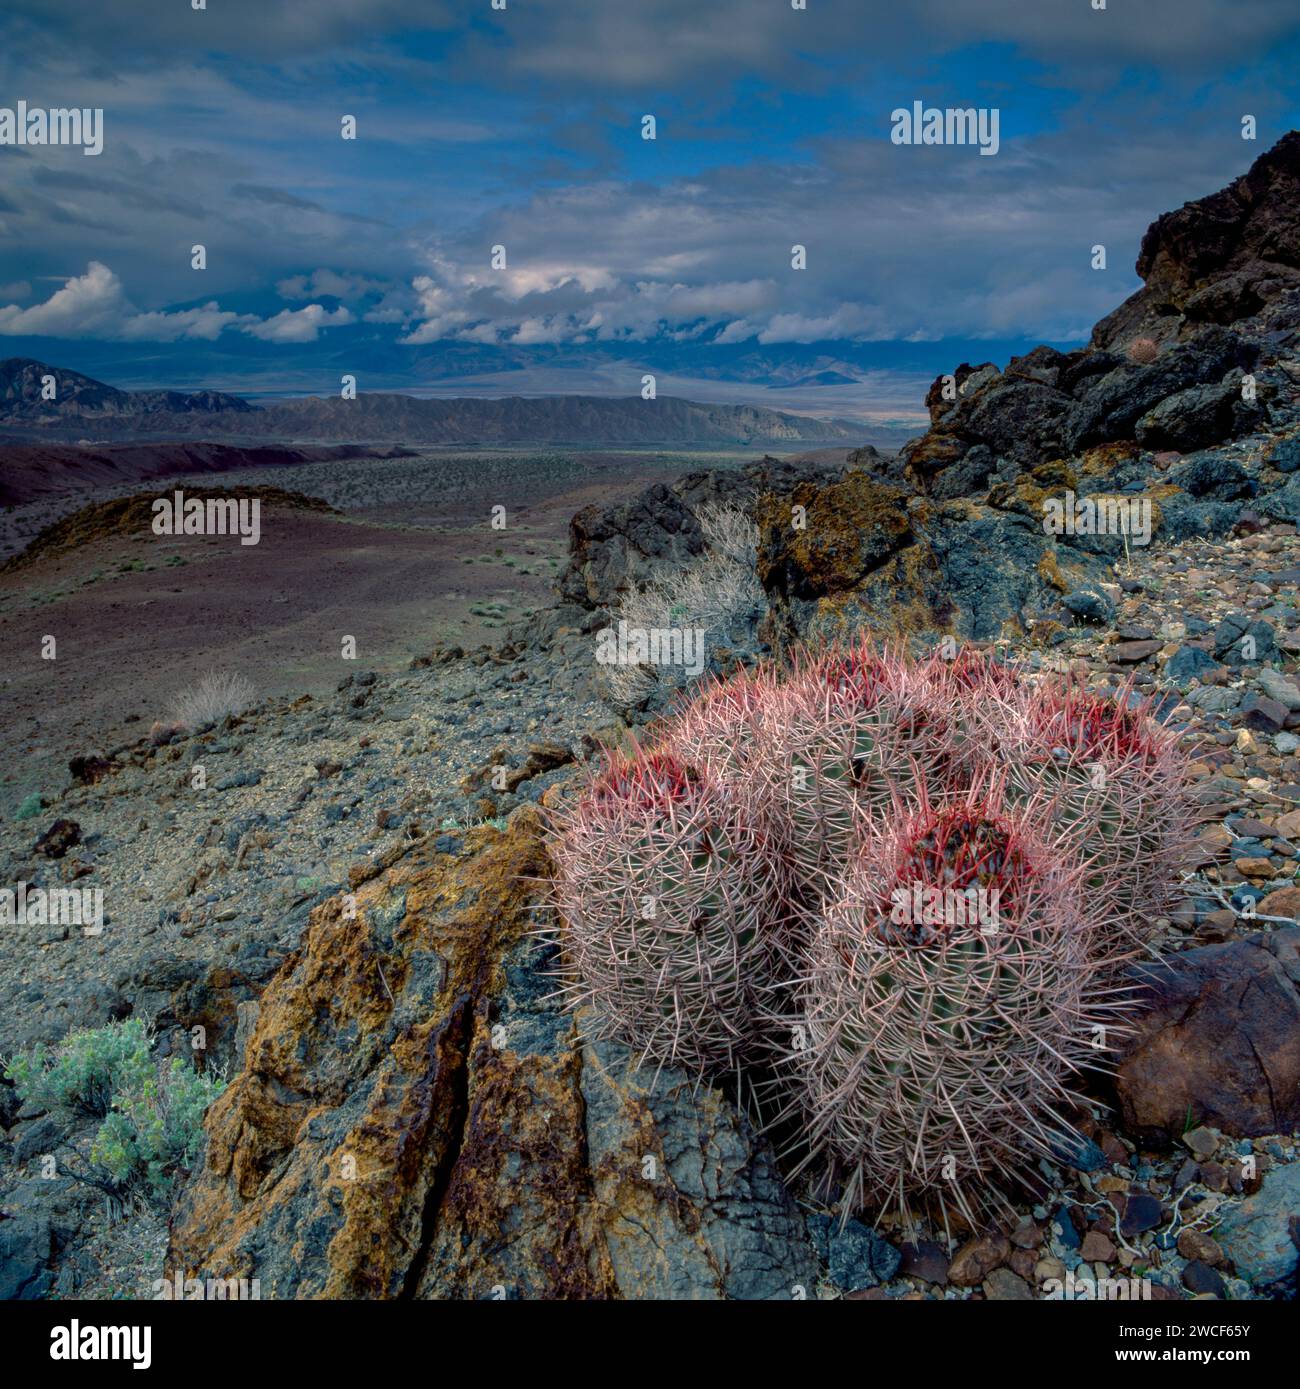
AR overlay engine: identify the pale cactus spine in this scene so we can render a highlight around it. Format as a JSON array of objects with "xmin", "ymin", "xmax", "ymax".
[{"xmin": 549, "ymin": 641, "xmax": 1201, "ymax": 1219}]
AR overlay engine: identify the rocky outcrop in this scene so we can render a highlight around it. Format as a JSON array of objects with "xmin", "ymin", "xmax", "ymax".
[
  {"xmin": 870, "ymin": 137, "xmax": 1300, "ymax": 504},
  {"xmin": 556, "ymin": 456, "xmax": 841, "ymax": 611},
  {"xmin": 732, "ymin": 137, "xmax": 1300, "ymax": 646},
  {"xmin": 168, "ymin": 808, "xmax": 818, "ymax": 1299},
  {"xmin": 1113, "ymin": 928, "xmax": 1300, "ymax": 1145},
  {"xmin": 1092, "ymin": 131, "xmax": 1300, "ymax": 351},
  {"xmin": 753, "ymin": 466, "xmax": 1110, "ymax": 644}
]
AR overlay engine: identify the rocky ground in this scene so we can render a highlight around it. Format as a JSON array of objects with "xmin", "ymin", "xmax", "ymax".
[
  {"xmin": 3, "ymin": 135, "xmax": 1300, "ymax": 1302},
  {"xmin": 2, "ymin": 488, "xmax": 1298, "ymax": 1300}
]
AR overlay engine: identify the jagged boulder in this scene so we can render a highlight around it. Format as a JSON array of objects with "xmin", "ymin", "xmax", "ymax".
[
  {"xmin": 753, "ymin": 469, "xmax": 1109, "ymax": 644},
  {"xmin": 168, "ymin": 808, "xmax": 818, "ymax": 1300},
  {"xmin": 1091, "ymin": 131, "xmax": 1300, "ymax": 350},
  {"xmin": 1113, "ymin": 929, "xmax": 1300, "ymax": 1145},
  {"xmin": 891, "ymin": 136, "xmax": 1300, "ymax": 493},
  {"xmin": 555, "ymin": 456, "xmax": 840, "ymax": 611},
  {"xmin": 755, "ymin": 472, "xmax": 912, "ymax": 600}
]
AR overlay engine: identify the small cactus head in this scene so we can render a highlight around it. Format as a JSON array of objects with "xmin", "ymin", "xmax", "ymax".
[
  {"xmin": 1024, "ymin": 680, "xmax": 1165, "ymax": 766},
  {"xmin": 811, "ymin": 645, "xmax": 894, "ymax": 708},
  {"xmin": 876, "ymin": 801, "xmax": 1033, "ymax": 945},
  {"xmin": 657, "ymin": 666, "xmax": 777, "ymax": 783},
  {"xmin": 588, "ymin": 748, "xmax": 698, "ymax": 810},
  {"xmin": 934, "ymin": 645, "xmax": 1023, "ymax": 697},
  {"xmin": 1001, "ymin": 677, "xmax": 1202, "ymax": 940},
  {"xmin": 794, "ymin": 775, "xmax": 1131, "ymax": 1225},
  {"xmin": 551, "ymin": 744, "xmax": 788, "ymax": 1074},
  {"xmin": 1127, "ymin": 336, "xmax": 1159, "ymax": 364}
]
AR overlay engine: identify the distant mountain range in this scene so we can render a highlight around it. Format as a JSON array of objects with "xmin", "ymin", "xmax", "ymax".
[{"xmin": 0, "ymin": 358, "xmax": 860, "ymax": 445}]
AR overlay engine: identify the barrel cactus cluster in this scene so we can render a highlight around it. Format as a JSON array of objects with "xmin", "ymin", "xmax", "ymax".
[{"xmin": 549, "ymin": 643, "xmax": 1200, "ymax": 1222}]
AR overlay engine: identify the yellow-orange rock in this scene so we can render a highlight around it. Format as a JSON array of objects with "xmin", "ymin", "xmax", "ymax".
[{"xmin": 168, "ymin": 808, "xmax": 816, "ymax": 1300}]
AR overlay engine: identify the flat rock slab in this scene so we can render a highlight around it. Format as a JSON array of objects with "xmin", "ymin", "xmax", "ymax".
[{"xmin": 1213, "ymin": 1162, "xmax": 1300, "ymax": 1286}]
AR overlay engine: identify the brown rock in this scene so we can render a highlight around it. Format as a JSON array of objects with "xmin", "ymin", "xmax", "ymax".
[
  {"xmin": 1112, "ymin": 639, "xmax": 1164, "ymax": 663},
  {"xmin": 1197, "ymin": 824, "xmax": 1233, "ymax": 855},
  {"xmin": 898, "ymin": 1239, "xmax": 950, "ymax": 1284},
  {"xmin": 1080, "ymin": 1230, "xmax": 1116, "ymax": 1263},
  {"xmin": 948, "ymin": 1231, "xmax": 1011, "ymax": 1287},
  {"xmin": 1010, "ymin": 1217, "xmax": 1043, "ymax": 1249},
  {"xmin": 1259, "ymin": 885, "xmax": 1300, "ymax": 923},
  {"xmin": 1240, "ymin": 694, "xmax": 1290, "ymax": 733},
  {"xmin": 1035, "ymin": 1255, "xmax": 1066, "ymax": 1284},
  {"xmin": 1182, "ymin": 1126, "xmax": 1219, "ymax": 1161},
  {"xmin": 1099, "ymin": 1131, "xmax": 1131, "ymax": 1167},
  {"xmin": 755, "ymin": 472, "xmax": 912, "ymax": 597},
  {"xmin": 34, "ymin": 818, "xmax": 81, "ymax": 858},
  {"xmin": 1234, "ymin": 856, "xmax": 1274, "ymax": 877},
  {"xmin": 1177, "ymin": 1228, "xmax": 1225, "ymax": 1267},
  {"xmin": 1228, "ymin": 816, "xmax": 1276, "ymax": 838},
  {"xmin": 1114, "ymin": 928, "xmax": 1300, "ymax": 1141},
  {"xmin": 1200, "ymin": 1161, "xmax": 1231, "ymax": 1192},
  {"xmin": 982, "ymin": 1268, "xmax": 1033, "ymax": 1300},
  {"xmin": 1009, "ymin": 1249, "xmax": 1038, "ymax": 1280},
  {"xmin": 68, "ymin": 753, "xmax": 117, "ymax": 784}
]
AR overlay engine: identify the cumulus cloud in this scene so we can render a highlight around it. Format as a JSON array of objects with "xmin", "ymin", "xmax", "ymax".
[
  {"xmin": 0, "ymin": 262, "xmax": 134, "ymax": 338},
  {"xmin": 0, "ymin": 262, "xmax": 351, "ymax": 344},
  {"xmin": 242, "ymin": 304, "xmax": 355, "ymax": 343}
]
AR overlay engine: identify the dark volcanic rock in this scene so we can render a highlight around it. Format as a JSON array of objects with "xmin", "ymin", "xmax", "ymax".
[
  {"xmin": 0, "ymin": 1211, "xmax": 55, "ymax": 1300},
  {"xmin": 1168, "ymin": 453, "xmax": 1253, "ymax": 500},
  {"xmin": 888, "ymin": 136, "xmax": 1300, "ymax": 495},
  {"xmin": 556, "ymin": 456, "xmax": 839, "ymax": 611},
  {"xmin": 1137, "ymin": 382, "xmax": 1263, "ymax": 454},
  {"xmin": 1091, "ymin": 131, "xmax": 1300, "ymax": 350},
  {"xmin": 1113, "ymin": 928, "xmax": 1300, "ymax": 1143},
  {"xmin": 1166, "ymin": 644, "xmax": 1221, "ymax": 685},
  {"xmin": 1063, "ymin": 327, "xmax": 1258, "ymax": 455}
]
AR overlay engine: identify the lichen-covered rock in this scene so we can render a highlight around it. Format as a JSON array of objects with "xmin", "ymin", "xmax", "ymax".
[
  {"xmin": 556, "ymin": 457, "xmax": 840, "ymax": 612},
  {"xmin": 755, "ymin": 471, "xmax": 912, "ymax": 600},
  {"xmin": 755, "ymin": 472, "xmax": 1110, "ymax": 645},
  {"xmin": 168, "ymin": 808, "xmax": 817, "ymax": 1300}
]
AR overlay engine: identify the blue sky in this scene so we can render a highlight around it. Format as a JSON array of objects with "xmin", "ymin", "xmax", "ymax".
[{"xmin": 1, "ymin": 0, "xmax": 1298, "ymax": 421}]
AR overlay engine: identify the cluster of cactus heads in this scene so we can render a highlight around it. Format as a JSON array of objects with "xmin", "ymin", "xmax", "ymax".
[{"xmin": 549, "ymin": 641, "xmax": 1201, "ymax": 1223}]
